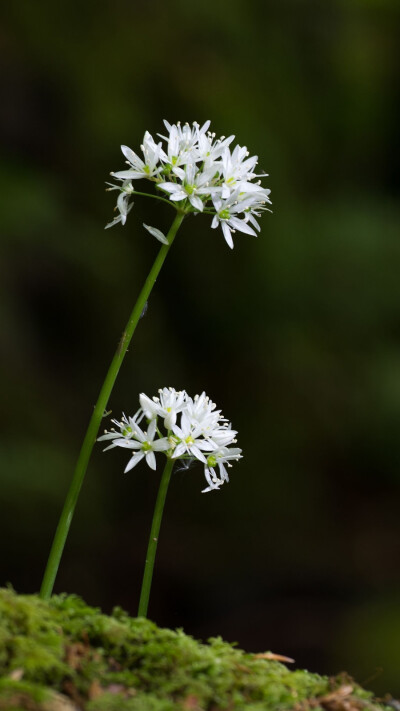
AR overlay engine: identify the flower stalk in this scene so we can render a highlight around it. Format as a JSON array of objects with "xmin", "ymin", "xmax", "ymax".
[
  {"xmin": 39, "ymin": 211, "xmax": 185, "ymax": 600},
  {"xmin": 138, "ymin": 457, "xmax": 174, "ymax": 617},
  {"xmin": 99, "ymin": 387, "xmax": 242, "ymax": 616}
]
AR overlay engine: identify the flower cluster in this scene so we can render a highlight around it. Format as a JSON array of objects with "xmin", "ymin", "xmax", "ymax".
[
  {"xmin": 106, "ymin": 120, "xmax": 271, "ymax": 249},
  {"xmin": 98, "ymin": 387, "xmax": 242, "ymax": 492}
]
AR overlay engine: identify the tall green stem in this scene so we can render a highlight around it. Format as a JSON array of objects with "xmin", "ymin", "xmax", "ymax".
[
  {"xmin": 40, "ymin": 212, "xmax": 185, "ymax": 600},
  {"xmin": 138, "ymin": 457, "xmax": 174, "ymax": 617}
]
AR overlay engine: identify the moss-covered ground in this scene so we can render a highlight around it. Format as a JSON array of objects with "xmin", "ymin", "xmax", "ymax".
[{"xmin": 0, "ymin": 588, "xmax": 391, "ymax": 711}]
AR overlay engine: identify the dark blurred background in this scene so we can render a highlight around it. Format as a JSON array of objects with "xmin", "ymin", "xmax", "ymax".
[{"xmin": 1, "ymin": 0, "xmax": 400, "ymax": 697}]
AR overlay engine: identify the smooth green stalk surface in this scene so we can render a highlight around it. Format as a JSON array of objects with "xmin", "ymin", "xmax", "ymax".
[
  {"xmin": 40, "ymin": 212, "xmax": 185, "ymax": 600},
  {"xmin": 138, "ymin": 457, "xmax": 174, "ymax": 617}
]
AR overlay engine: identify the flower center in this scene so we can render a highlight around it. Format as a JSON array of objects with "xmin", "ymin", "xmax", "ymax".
[
  {"xmin": 207, "ymin": 455, "xmax": 217, "ymax": 468},
  {"xmin": 185, "ymin": 435, "xmax": 195, "ymax": 446},
  {"xmin": 185, "ymin": 183, "xmax": 195, "ymax": 195},
  {"xmin": 122, "ymin": 426, "xmax": 133, "ymax": 437},
  {"xmin": 142, "ymin": 441, "xmax": 152, "ymax": 452},
  {"xmin": 219, "ymin": 209, "xmax": 230, "ymax": 220}
]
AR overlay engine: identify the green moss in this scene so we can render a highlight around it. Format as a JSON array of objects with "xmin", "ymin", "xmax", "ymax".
[
  {"xmin": 0, "ymin": 678, "xmax": 48, "ymax": 710},
  {"xmin": 0, "ymin": 588, "xmax": 391, "ymax": 710}
]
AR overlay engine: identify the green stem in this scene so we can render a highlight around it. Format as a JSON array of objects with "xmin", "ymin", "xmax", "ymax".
[
  {"xmin": 40, "ymin": 212, "xmax": 185, "ymax": 600},
  {"xmin": 138, "ymin": 457, "xmax": 174, "ymax": 617},
  {"xmin": 130, "ymin": 190, "xmax": 177, "ymax": 209}
]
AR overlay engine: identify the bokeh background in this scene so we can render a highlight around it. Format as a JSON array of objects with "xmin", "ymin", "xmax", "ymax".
[{"xmin": 1, "ymin": 0, "xmax": 400, "ymax": 697}]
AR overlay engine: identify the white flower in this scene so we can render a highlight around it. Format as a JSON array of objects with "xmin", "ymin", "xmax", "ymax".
[
  {"xmin": 158, "ymin": 163, "xmax": 217, "ymax": 212},
  {"xmin": 106, "ymin": 120, "xmax": 271, "ymax": 247},
  {"xmin": 196, "ymin": 131, "xmax": 235, "ymax": 169},
  {"xmin": 184, "ymin": 391, "xmax": 224, "ymax": 436},
  {"xmin": 99, "ymin": 388, "xmax": 242, "ymax": 492},
  {"xmin": 98, "ymin": 416, "xmax": 169, "ymax": 471},
  {"xmin": 105, "ymin": 181, "xmax": 134, "ymax": 229},
  {"xmin": 218, "ymin": 144, "xmax": 258, "ymax": 198},
  {"xmin": 98, "ymin": 412, "xmax": 141, "ymax": 449},
  {"xmin": 111, "ymin": 132, "xmax": 163, "ymax": 181},
  {"xmin": 171, "ymin": 411, "xmax": 215, "ymax": 463},
  {"xmin": 211, "ymin": 189, "xmax": 271, "ymax": 248},
  {"xmin": 140, "ymin": 387, "xmax": 186, "ymax": 430},
  {"xmin": 122, "ymin": 419, "xmax": 170, "ymax": 472},
  {"xmin": 208, "ymin": 425, "xmax": 238, "ymax": 448},
  {"xmin": 202, "ymin": 447, "xmax": 242, "ymax": 493},
  {"xmin": 159, "ymin": 120, "xmax": 210, "ymax": 178}
]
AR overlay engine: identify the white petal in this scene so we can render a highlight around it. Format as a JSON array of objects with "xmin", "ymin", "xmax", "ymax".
[
  {"xmin": 202, "ymin": 467, "xmax": 221, "ymax": 493},
  {"xmin": 229, "ymin": 217, "xmax": 257, "ymax": 236},
  {"xmin": 169, "ymin": 191, "xmax": 187, "ymax": 202},
  {"xmin": 132, "ymin": 422, "xmax": 145, "ymax": 441},
  {"xmin": 200, "ymin": 119, "xmax": 211, "ymax": 133},
  {"xmin": 164, "ymin": 411, "xmax": 177, "ymax": 430},
  {"xmin": 111, "ymin": 438, "xmax": 142, "ymax": 449},
  {"xmin": 158, "ymin": 182, "xmax": 179, "ymax": 193},
  {"xmin": 172, "ymin": 443, "xmax": 186, "ymax": 459},
  {"xmin": 102, "ymin": 442, "xmax": 118, "ymax": 451},
  {"xmin": 146, "ymin": 451, "xmax": 157, "ymax": 470},
  {"xmin": 153, "ymin": 438, "xmax": 170, "ymax": 451},
  {"xmin": 139, "ymin": 393, "xmax": 158, "ymax": 418},
  {"xmin": 121, "ymin": 145, "xmax": 140, "ymax": 165},
  {"xmin": 219, "ymin": 462, "xmax": 229, "ymax": 482},
  {"xmin": 221, "ymin": 221, "xmax": 234, "ymax": 249},
  {"xmin": 180, "ymin": 410, "xmax": 191, "ymax": 433},
  {"xmin": 190, "ymin": 445, "xmax": 206, "ymax": 463},
  {"xmin": 172, "ymin": 166, "xmax": 185, "ymax": 180},
  {"xmin": 196, "ymin": 439, "xmax": 215, "ymax": 452},
  {"xmin": 111, "ymin": 170, "xmax": 139, "ymax": 179},
  {"xmin": 124, "ymin": 452, "xmax": 145, "ymax": 472},
  {"xmin": 147, "ymin": 419, "xmax": 157, "ymax": 441},
  {"xmin": 105, "ymin": 214, "xmax": 122, "ymax": 230},
  {"xmin": 97, "ymin": 432, "xmax": 120, "ymax": 442},
  {"xmin": 248, "ymin": 214, "xmax": 261, "ymax": 232},
  {"xmin": 143, "ymin": 224, "xmax": 169, "ymax": 245},
  {"xmin": 189, "ymin": 195, "xmax": 204, "ymax": 212},
  {"xmin": 172, "ymin": 425, "xmax": 184, "ymax": 439}
]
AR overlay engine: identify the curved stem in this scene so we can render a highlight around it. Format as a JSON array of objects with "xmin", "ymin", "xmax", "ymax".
[
  {"xmin": 138, "ymin": 457, "xmax": 174, "ymax": 617},
  {"xmin": 131, "ymin": 190, "xmax": 178, "ymax": 209},
  {"xmin": 40, "ymin": 212, "xmax": 185, "ymax": 600}
]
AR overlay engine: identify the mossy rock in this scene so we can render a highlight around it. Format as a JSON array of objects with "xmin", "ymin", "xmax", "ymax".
[{"xmin": 0, "ymin": 588, "xmax": 391, "ymax": 710}]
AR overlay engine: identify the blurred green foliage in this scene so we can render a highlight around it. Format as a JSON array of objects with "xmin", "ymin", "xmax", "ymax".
[{"xmin": 1, "ymin": 0, "xmax": 399, "ymax": 697}]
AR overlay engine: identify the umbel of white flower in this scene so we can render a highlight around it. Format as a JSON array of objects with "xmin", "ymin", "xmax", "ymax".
[
  {"xmin": 106, "ymin": 120, "xmax": 271, "ymax": 249},
  {"xmin": 98, "ymin": 387, "xmax": 242, "ymax": 492}
]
